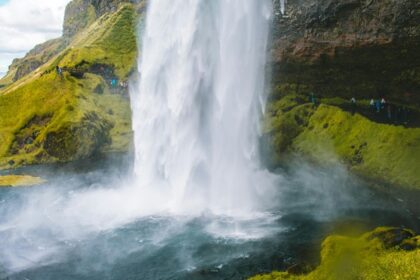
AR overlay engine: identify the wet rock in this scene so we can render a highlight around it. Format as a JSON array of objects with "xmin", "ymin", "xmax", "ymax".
[
  {"xmin": 286, "ymin": 263, "xmax": 313, "ymax": 275},
  {"xmin": 366, "ymin": 227, "xmax": 415, "ymax": 249}
]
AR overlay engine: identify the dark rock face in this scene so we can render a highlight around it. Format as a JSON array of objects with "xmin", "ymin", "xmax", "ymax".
[
  {"xmin": 63, "ymin": 0, "xmax": 141, "ymax": 38},
  {"xmin": 366, "ymin": 227, "xmax": 416, "ymax": 250},
  {"xmin": 43, "ymin": 113, "xmax": 112, "ymax": 162},
  {"xmin": 5, "ymin": 38, "xmax": 66, "ymax": 82},
  {"xmin": 91, "ymin": 0, "xmax": 139, "ymax": 16},
  {"xmin": 271, "ymin": 0, "xmax": 420, "ymax": 105}
]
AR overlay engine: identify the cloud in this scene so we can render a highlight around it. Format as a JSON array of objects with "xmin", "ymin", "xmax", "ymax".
[{"xmin": 0, "ymin": 0, "xmax": 71, "ymax": 76}]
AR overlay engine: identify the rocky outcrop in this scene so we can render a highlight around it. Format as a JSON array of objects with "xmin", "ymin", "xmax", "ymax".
[
  {"xmin": 0, "ymin": 1, "xmax": 140, "ymax": 169},
  {"xmin": 266, "ymin": 0, "xmax": 420, "ymax": 190},
  {"xmin": 0, "ymin": 0, "xmax": 144, "ymax": 87},
  {"xmin": 63, "ymin": 0, "xmax": 142, "ymax": 38},
  {"xmin": 0, "ymin": 39, "xmax": 66, "ymax": 87},
  {"xmin": 43, "ymin": 112, "xmax": 112, "ymax": 162},
  {"xmin": 271, "ymin": 0, "xmax": 420, "ymax": 104}
]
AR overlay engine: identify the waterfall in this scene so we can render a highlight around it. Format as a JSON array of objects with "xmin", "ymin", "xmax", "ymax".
[{"xmin": 131, "ymin": 0, "xmax": 278, "ymax": 216}]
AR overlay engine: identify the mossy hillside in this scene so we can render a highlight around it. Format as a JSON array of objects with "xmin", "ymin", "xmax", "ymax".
[
  {"xmin": 292, "ymin": 105, "xmax": 420, "ymax": 190},
  {"xmin": 0, "ymin": 38, "xmax": 65, "ymax": 88},
  {"xmin": 0, "ymin": 71, "xmax": 127, "ymax": 168},
  {"xmin": 263, "ymin": 91, "xmax": 420, "ymax": 190},
  {"xmin": 262, "ymin": 93, "xmax": 315, "ymax": 166},
  {"xmin": 63, "ymin": 0, "xmax": 97, "ymax": 38},
  {"xmin": 250, "ymin": 227, "xmax": 420, "ymax": 280},
  {"xmin": 62, "ymin": 4, "xmax": 138, "ymax": 79},
  {"xmin": 3, "ymin": 4, "xmax": 138, "ymax": 97},
  {"xmin": 0, "ymin": 4, "xmax": 138, "ymax": 169}
]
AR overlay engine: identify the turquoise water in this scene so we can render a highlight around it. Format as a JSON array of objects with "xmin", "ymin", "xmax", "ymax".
[{"xmin": 1, "ymin": 162, "xmax": 417, "ymax": 280}]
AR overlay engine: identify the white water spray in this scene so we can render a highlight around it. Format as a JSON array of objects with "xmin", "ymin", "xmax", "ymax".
[{"xmin": 131, "ymin": 0, "xmax": 278, "ymax": 216}]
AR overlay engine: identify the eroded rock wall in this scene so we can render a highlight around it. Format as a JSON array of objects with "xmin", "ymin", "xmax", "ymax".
[{"xmin": 271, "ymin": 0, "xmax": 420, "ymax": 104}]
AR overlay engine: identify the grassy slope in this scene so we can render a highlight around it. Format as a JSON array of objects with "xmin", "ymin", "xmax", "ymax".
[
  {"xmin": 250, "ymin": 227, "xmax": 420, "ymax": 280},
  {"xmin": 293, "ymin": 105, "xmax": 420, "ymax": 190},
  {"xmin": 0, "ymin": 38, "xmax": 65, "ymax": 88},
  {"xmin": 0, "ymin": 175, "xmax": 45, "ymax": 187},
  {"xmin": 0, "ymin": 4, "xmax": 137, "ymax": 169},
  {"xmin": 263, "ymin": 93, "xmax": 420, "ymax": 190}
]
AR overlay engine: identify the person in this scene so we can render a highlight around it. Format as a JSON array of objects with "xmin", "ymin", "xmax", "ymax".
[
  {"xmin": 370, "ymin": 99, "xmax": 375, "ymax": 112},
  {"xmin": 56, "ymin": 65, "xmax": 63, "ymax": 77},
  {"xmin": 55, "ymin": 65, "xmax": 64, "ymax": 80},
  {"xmin": 350, "ymin": 97, "xmax": 357, "ymax": 115},
  {"xmin": 375, "ymin": 99, "xmax": 381, "ymax": 113},
  {"xmin": 309, "ymin": 92, "xmax": 317, "ymax": 108},
  {"xmin": 111, "ymin": 78, "xmax": 117, "ymax": 88},
  {"xmin": 381, "ymin": 98, "xmax": 386, "ymax": 109}
]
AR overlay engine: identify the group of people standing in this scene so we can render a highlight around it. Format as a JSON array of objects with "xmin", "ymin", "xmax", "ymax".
[
  {"xmin": 110, "ymin": 78, "xmax": 129, "ymax": 92},
  {"xmin": 351, "ymin": 97, "xmax": 410, "ymax": 124},
  {"xmin": 368, "ymin": 98, "xmax": 410, "ymax": 125},
  {"xmin": 309, "ymin": 92, "xmax": 411, "ymax": 125},
  {"xmin": 55, "ymin": 64, "xmax": 129, "ymax": 95}
]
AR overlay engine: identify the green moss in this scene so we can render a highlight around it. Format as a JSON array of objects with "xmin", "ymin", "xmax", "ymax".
[
  {"xmin": 263, "ymin": 94, "xmax": 315, "ymax": 166},
  {"xmin": 293, "ymin": 105, "xmax": 420, "ymax": 189},
  {"xmin": 63, "ymin": 0, "xmax": 97, "ymax": 38},
  {"xmin": 264, "ymin": 90, "xmax": 420, "ymax": 189},
  {"xmin": 250, "ymin": 227, "xmax": 420, "ymax": 280},
  {"xmin": 0, "ymin": 4, "xmax": 136, "ymax": 169},
  {"xmin": 62, "ymin": 4, "xmax": 138, "ymax": 79},
  {"xmin": 0, "ymin": 175, "xmax": 45, "ymax": 187}
]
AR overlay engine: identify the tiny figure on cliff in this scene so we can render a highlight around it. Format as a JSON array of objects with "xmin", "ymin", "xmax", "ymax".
[
  {"xmin": 56, "ymin": 65, "xmax": 63, "ymax": 78},
  {"xmin": 310, "ymin": 92, "xmax": 317, "ymax": 108},
  {"xmin": 350, "ymin": 97, "xmax": 357, "ymax": 115},
  {"xmin": 381, "ymin": 98, "xmax": 386, "ymax": 109},
  {"xmin": 111, "ymin": 78, "xmax": 118, "ymax": 88},
  {"xmin": 370, "ymin": 99, "xmax": 375, "ymax": 112},
  {"xmin": 375, "ymin": 99, "xmax": 381, "ymax": 113}
]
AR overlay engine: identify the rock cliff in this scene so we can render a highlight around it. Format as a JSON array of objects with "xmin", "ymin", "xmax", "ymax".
[
  {"xmin": 266, "ymin": 0, "xmax": 420, "ymax": 190},
  {"xmin": 271, "ymin": 0, "xmax": 420, "ymax": 104}
]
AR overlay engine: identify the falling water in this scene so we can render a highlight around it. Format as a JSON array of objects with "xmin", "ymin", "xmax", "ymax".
[
  {"xmin": 131, "ymin": 0, "xmax": 278, "ymax": 216},
  {"xmin": 1, "ymin": 1, "xmax": 416, "ymax": 278}
]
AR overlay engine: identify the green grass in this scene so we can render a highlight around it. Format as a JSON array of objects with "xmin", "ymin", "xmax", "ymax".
[
  {"xmin": 250, "ymin": 227, "xmax": 420, "ymax": 280},
  {"xmin": 264, "ymin": 92, "xmax": 420, "ymax": 190},
  {"xmin": 61, "ymin": 4, "xmax": 138, "ymax": 79},
  {"xmin": 0, "ymin": 4, "xmax": 137, "ymax": 169},
  {"xmin": 0, "ymin": 175, "xmax": 45, "ymax": 187},
  {"xmin": 293, "ymin": 105, "xmax": 420, "ymax": 189},
  {"xmin": 263, "ymin": 93, "xmax": 315, "ymax": 166}
]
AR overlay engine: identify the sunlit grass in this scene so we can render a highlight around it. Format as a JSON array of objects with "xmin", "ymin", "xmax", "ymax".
[
  {"xmin": 250, "ymin": 227, "xmax": 420, "ymax": 280},
  {"xmin": 0, "ymin": 175, "xmax": 45, "ymax": 187}
]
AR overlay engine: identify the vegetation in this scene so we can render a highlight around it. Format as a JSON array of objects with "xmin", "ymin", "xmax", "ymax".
[
  {"xmin": 0, "ymin": 175, "xmax": 45, "ymax": 187},
  {"xmin": 293, "ymin": 105, "xmax": 420, "ymax": 189},
  {"xmin": 0, "ymin": 38, "xmax": 66, "ymax": 88},
  {"xmin": 0, "ymin": 3, "xmax": 138, "ymax": 169},
  {"xmin": 263, "ymin": 91, "xmax": 420, "ymax": 190},
  {"xmin": 250, "ymin": 227, "xmax": 420, "ymax": 280}
]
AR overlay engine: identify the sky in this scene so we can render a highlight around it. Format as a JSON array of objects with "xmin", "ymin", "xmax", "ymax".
[{"xmin": 0, "ymin": 0, "xmax": 71, "ymax": 77}]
